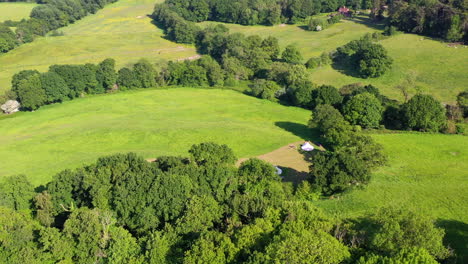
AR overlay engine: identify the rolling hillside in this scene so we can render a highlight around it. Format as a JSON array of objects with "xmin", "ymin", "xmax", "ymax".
[
  {"xmin": 0, "ymin": 2, "xmax": 37, "ymax": 22},
  {"xmin": 0, "ymin": 88, "xmax": 310, "ymax": 185},
  {"xmin": 0, "ymin": 0, "xmax": 197, "ymax": 93}
]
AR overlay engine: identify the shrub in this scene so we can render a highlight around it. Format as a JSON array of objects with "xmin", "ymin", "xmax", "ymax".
[
  {"xmin": 343, "ymin": 93, "xmax": 383, "ymax": 128},
  {"xmin": 249, "ymin": 79, "xmax": 282, "ymax": 101},
  {"xmin": 282, "ymin": 44, "xmax": 303, "ymax": 64},
  {"xmin": 402, "ymin": 94, "xmax": 446, "ymax": 132}
]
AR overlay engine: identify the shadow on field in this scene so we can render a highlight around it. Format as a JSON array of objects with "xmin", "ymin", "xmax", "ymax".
[
  {"xmin": 437, "ymin": 219, "xmax": 468, "ymax": 264},
  {"xmin": 331, "ymin": 57, "xmax": 362, "ymax": 78},
  {"xmin": 275, "ymin": 121, "xmax": 318, "ymax": 140},
  {"xmin": 345, "ymin": 15, "xmax": 386, "ymax": 31}
]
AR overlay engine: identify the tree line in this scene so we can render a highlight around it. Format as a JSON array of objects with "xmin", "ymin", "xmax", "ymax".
[
  {"xmin": 0, "ymin": 141, "xmax": 455, "ymax": 263},
  {"xmin": 157, "ymin": 0, "xmax": 371, "ymax": 26},
  {"xmin": 5, "ymin": 27, "xmax": 467, "ymax": 135},
  {"xmin": 387, "ymin": 0, "xmax": 468, "ymax": 43},
  {"xmin": 0, "ymin": 0, "xmax": 119, "ymax": 54}
]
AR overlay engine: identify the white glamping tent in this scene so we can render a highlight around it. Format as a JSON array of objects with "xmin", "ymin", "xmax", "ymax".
[{"xmin": 301, "ymin": 142, "xmax": 314, "ymax": 151}]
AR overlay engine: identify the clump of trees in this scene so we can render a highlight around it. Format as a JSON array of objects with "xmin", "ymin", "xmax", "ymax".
[
  {"xmin": 335, "ymin": 36, "xmax": 393, "ymax": 78},
  {"xmin": 8, "ymin": 58, "xmax": 164, "ymax": 110},
  {"xmin": 308, "ymin": 103, "xmax": 387, "ymax": 194},
  {"xmin": 388, "ymin": 0, "xmax": 468, "ymax": 43},
  {"xmin": 0, "ymin": 142, "xmax": 453, "ymax": 263},
  {"xmin": 0, "ymin": 0, "xmax": 120, "ymax": 54}
]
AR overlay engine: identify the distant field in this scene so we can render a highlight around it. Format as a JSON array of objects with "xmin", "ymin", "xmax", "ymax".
[
  {"xmin": 0, "ymin": 0, "xmax": 196, "ymax": 93},
  {"xmin": 310, "ymin": 34, "xmax": 468, "ymax": 103},
  {"xmin": 0, "ymin": 88, "xmax": 310, "ymax": 185},
  {"xmin": 201, "ymin": 14, "xmax": 380, "ymax": 60},
  {"xmin": 0, "ymin": 2, "xmax": 37, "ymax": 22}
]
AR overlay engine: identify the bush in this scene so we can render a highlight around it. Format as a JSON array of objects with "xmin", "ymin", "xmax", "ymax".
[
  {"xmin": 311, "ymin": 85, "xmax": 342, "ymax": 108},
  {"xmin": 249, "ymin": 79, "xmax": 282, "ymax": 101},
  {"xmin": 402, "ymin": 94, "xmax": 446, "ymax": 132},
  {"xmin": 342, "ymin": 93, "xmax": 383, "ymax": 128},
  {"xmin": 282, "ymin": 44, "xmax": 303, "ymax": 64},
  {"xmin": 335, "ymin": 38, "xmax": 393, "ymax": 78}
]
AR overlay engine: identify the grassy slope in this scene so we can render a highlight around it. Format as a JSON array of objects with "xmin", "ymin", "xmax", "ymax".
[
  {"xmin": 0, "ymin": 2, "xmax": 37, "ymax": 22},
  {"xmin": 316, "ymin": 133, "xmax": 468, "ymax": 222},
  {"xmin": 310, "ymin": 34, "xmax": 468, "ymax": 103},
  {"xmin": 0, "ymin": 88, "xmax": 310, "ymax": 185},
  {"xmin": 201, "ymin": 15, "xmax": 380, "ymax": 59},
  {"xmin": 316, "ymin": 132, "xmax": 468, "ymax": 261},
  {"xmin": 207, "ymin": 16, "xmax": 468, "ymax": 103},
  {"xmin": 0, "ymin": 0, "xmax": 197, "ymax": 93}
]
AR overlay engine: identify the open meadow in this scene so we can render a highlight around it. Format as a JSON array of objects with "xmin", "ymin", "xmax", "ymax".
[
  {"xmin": 316, "ymin": 132, "xmax": 468, "ymax": 261},
  {"xmin": 0, "ymin": 0, "xmax": 197, "ymax": 93},
  {"xmin": 0, "ymin": 88, "xmax": 310, "ymax": 185},
  {"xmin": 200, "ymin": 14, "xmax": 380, "ymax": 59},
  {"xmin": 0, "ymin": 2, "xmax": 37, "ymax": 22},
  {"xmin": 310, "ymin": 34, "xmax": 468, "ymax": 103},
  {"xmin": 205, "ymin": 16, "xmax": 468, "ymax": 103}
]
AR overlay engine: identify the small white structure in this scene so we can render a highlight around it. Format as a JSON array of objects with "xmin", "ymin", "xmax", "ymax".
[
  {"xmin": 301, "ymin": 141, "xmax": 314, "ymax": 151},
  {"xmin": 275, "ymin": 166, "xmax": 283, "ymax": 175},
  {"xmin": 315, "ymin": 25, "xmax": 322, "ymax": 31},
  {"xmin": 1, "ymin": 100, "xmax": 20, "ymax": 114}
]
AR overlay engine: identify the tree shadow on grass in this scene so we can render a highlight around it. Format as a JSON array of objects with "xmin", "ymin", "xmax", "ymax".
[
  {"xmin": 437, "ymin": 219, "xmax": 468, "ymax": 264},
  {"xmin": 275, "ymin": 121, "xmax": 320, "ymax": 141},
  {"xmin": 331, "ymin": 57, "xmax": 363, "ymax": 78},
  {"xmin": 345, "ymin": 15, "xmax": 387, "ymax": 31}
]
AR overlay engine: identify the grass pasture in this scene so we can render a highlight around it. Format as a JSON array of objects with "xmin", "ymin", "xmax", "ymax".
[
  {"xmin": 315, "ymin": 132, "xmax": 468, "ymax": 261},
  {"xmin": 0, "ymin": 88, "xmax": 310, "ymax": 185},
  {"xmin": 0, "ymin": 2, "xmax": 37, "ymax": 22},
  {"xmin": 309, "ymin": 33, "xmax": 468, "ymax": 103},
  {"xmin": 201, "ymin": 14, "xmax": 380, "ymax": 60},
  {"xmin": 0, "ymin": 0, "xmax": 197, "ymax": 93}
]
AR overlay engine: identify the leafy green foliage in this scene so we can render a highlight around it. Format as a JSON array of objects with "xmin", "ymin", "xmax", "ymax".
[
  {"xmin": 457, "ymin": 90, "xmax": 468, "ymax": 117},
  {"xmin": 402, "ymin": 94, "xmax": 446, "ymax": 132},
  {"xmin": 96, "ymin": 58, "xmax": 117, "ymax": 92},
  {"xmin": 189, "ymin": 142, "xmax": 236, "ymax": 166},
  {"xmin": 16, "ymin": 73, "xmax": 46, "ymax": 110},
  {"xmin": 343, "ymin": 92, "xmax": 383, "ymax": 128},
  {"xmin": 336, "ymin": 38, "xmax": 393, "ymax": 78},
  {"xmin": 133, "ymin": 59, "xmax": 157, "ymax": 88},
  {"xmin": 39, "ymin": 72, "xmax": 70, "ymax": 103},
  {"xmin": 311, "ymin": 85, "xmax": 343, "ymax": 108},
  {"xmin": 282, "ymin": 44, "xmax": 303, "ymax": 64},
  {"xmin": 367, "ymin": 207, "xmax": 450, "ymax": 259},
  {"xmin": 0, "ymin": 25, "xmax": 16, "ymax": 53},
  {"xmin": 0, "ymin": 175, "xmax": 35, "ymax": 211},
  {"xmin": 249, "ymin": 79, "xmax": 282, "ymax": 101}
]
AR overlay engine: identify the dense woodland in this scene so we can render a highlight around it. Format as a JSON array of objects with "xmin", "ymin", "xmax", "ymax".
[
  {"xmin": 0, "ymin": 0, "xmax": 119, "ymax": 53},
  {"xmin": 0, "ymin": 138, "xmax": 456, "ymax": 263},
  {"xmin": 152, "ymin": 0, "xmax": 468, "ymax": 43}
]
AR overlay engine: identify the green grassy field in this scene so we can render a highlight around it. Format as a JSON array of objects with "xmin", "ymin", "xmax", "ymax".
[
  {"xmin": 315, "ymin": 132, "xmax": 468, "ymax": 261},
  {"xmin": 200, "ymin": 14, "xmax": 381, "ymax": 59},
  {"xmin": 310, "ymin": 34, "xmax": 468, "ymax": 103},
  {"xmin": 0, "ymin": 2, "xmax": 37, "ymax": 22},
  {"xmin": 0, "ymin": 88, "xmax": 310, "ymax": 185},
  {"xmin": 0, "ymin": 0, "xmax": 197, "ymax": 93},
  {"xmin": 206, "ymin": 17, "xmax": 468, "ymax": 103},
  {"xmin": 316, "ymin": 132, "xmax": 468, "ymax": 221}
]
